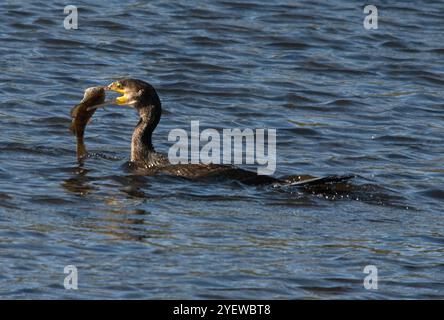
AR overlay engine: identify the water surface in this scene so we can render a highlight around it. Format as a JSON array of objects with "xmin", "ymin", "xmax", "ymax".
[{"xmin": 0, "ymin": 0, "xmax": 443, "ymax": 299}]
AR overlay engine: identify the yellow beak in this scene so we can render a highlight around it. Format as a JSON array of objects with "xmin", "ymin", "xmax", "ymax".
[
  {"xmin": 115, "ymin": 95, "xmax": 128, "ymax": 105},
  {"xmin": 107, "ymin": 83, "xmax": 127, "ymax": 105}
]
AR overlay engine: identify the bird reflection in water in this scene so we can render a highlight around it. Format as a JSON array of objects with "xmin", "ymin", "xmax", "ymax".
[
  {"xmin": 92, "ymin": 207, "xmax": 153, "ymax": 242},
  {"xmin": 61, "ymin": 166, "xmax": 97, "ymax": 196},
  {"xmin": 61, "ymin": 165, "xmax": 167, "ymax": 242}
]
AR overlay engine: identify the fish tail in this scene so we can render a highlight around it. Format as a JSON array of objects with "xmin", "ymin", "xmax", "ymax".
[{"xmin": 76, "ymin": 137, "xmax": 88, "ymax": 160}]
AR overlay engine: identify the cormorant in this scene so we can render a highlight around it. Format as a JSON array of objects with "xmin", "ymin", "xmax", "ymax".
[{"xmin": 93, "ymin": 78, "xmax": 353, "ymax": 186}]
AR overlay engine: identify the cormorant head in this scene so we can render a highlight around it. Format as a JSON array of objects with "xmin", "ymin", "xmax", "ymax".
[{"xmin": 107, "ymin": 78, "xmax": 161, "ymax": 109}]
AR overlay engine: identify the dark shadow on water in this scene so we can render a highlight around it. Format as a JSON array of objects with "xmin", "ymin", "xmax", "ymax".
[
  {"xmin": 59, "ymin": 157, "xmax": 412, "ymax": 246},
  {"xmin": 61, "ymin": 157, "xmax": 412, "ymax": 214},
  {"xmin": 61, "ymin": 166, "xmax": 97, "ymax": 196},
  {"xmin": 61, "ymin": 165, "xmax": 155, "ymax": 241},
  {"xmin": 84, "ymin": 208, "xmax": 154, "ymax": 242}
]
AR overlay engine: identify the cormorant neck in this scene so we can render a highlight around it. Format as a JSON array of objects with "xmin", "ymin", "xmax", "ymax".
[{"xmin": 131, "ymin": 104, "xmax": 161, "ymax": 162}]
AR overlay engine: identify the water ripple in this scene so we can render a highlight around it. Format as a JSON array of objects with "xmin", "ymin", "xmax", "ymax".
[{"xmin": 0, "ymin": 0, "xmax": 443, "ymax": 299}]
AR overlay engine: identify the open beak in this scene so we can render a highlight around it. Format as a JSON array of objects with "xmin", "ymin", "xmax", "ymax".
[
  {"xmin": 86, "ymin": 82, "xmax": 131, "ymax": 111},
  {"xmin": 107, "ymin": 82, "xmax": 128, "ymax": 105}
]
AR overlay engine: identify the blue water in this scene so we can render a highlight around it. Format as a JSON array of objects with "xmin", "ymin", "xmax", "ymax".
[{"xmin": 0, "ymin": 0, "xmax": 443, "ymax": 299}]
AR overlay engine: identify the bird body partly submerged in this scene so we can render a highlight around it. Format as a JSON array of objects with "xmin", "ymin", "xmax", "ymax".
[{"xmin": 100, "ymin": 78, "xmax": 354, "ymax": 187}]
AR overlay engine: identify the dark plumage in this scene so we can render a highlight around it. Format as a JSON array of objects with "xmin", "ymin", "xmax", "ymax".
[{"xmin": 106, "ymin": 78, "xmax": 354, "ymax": 186}]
